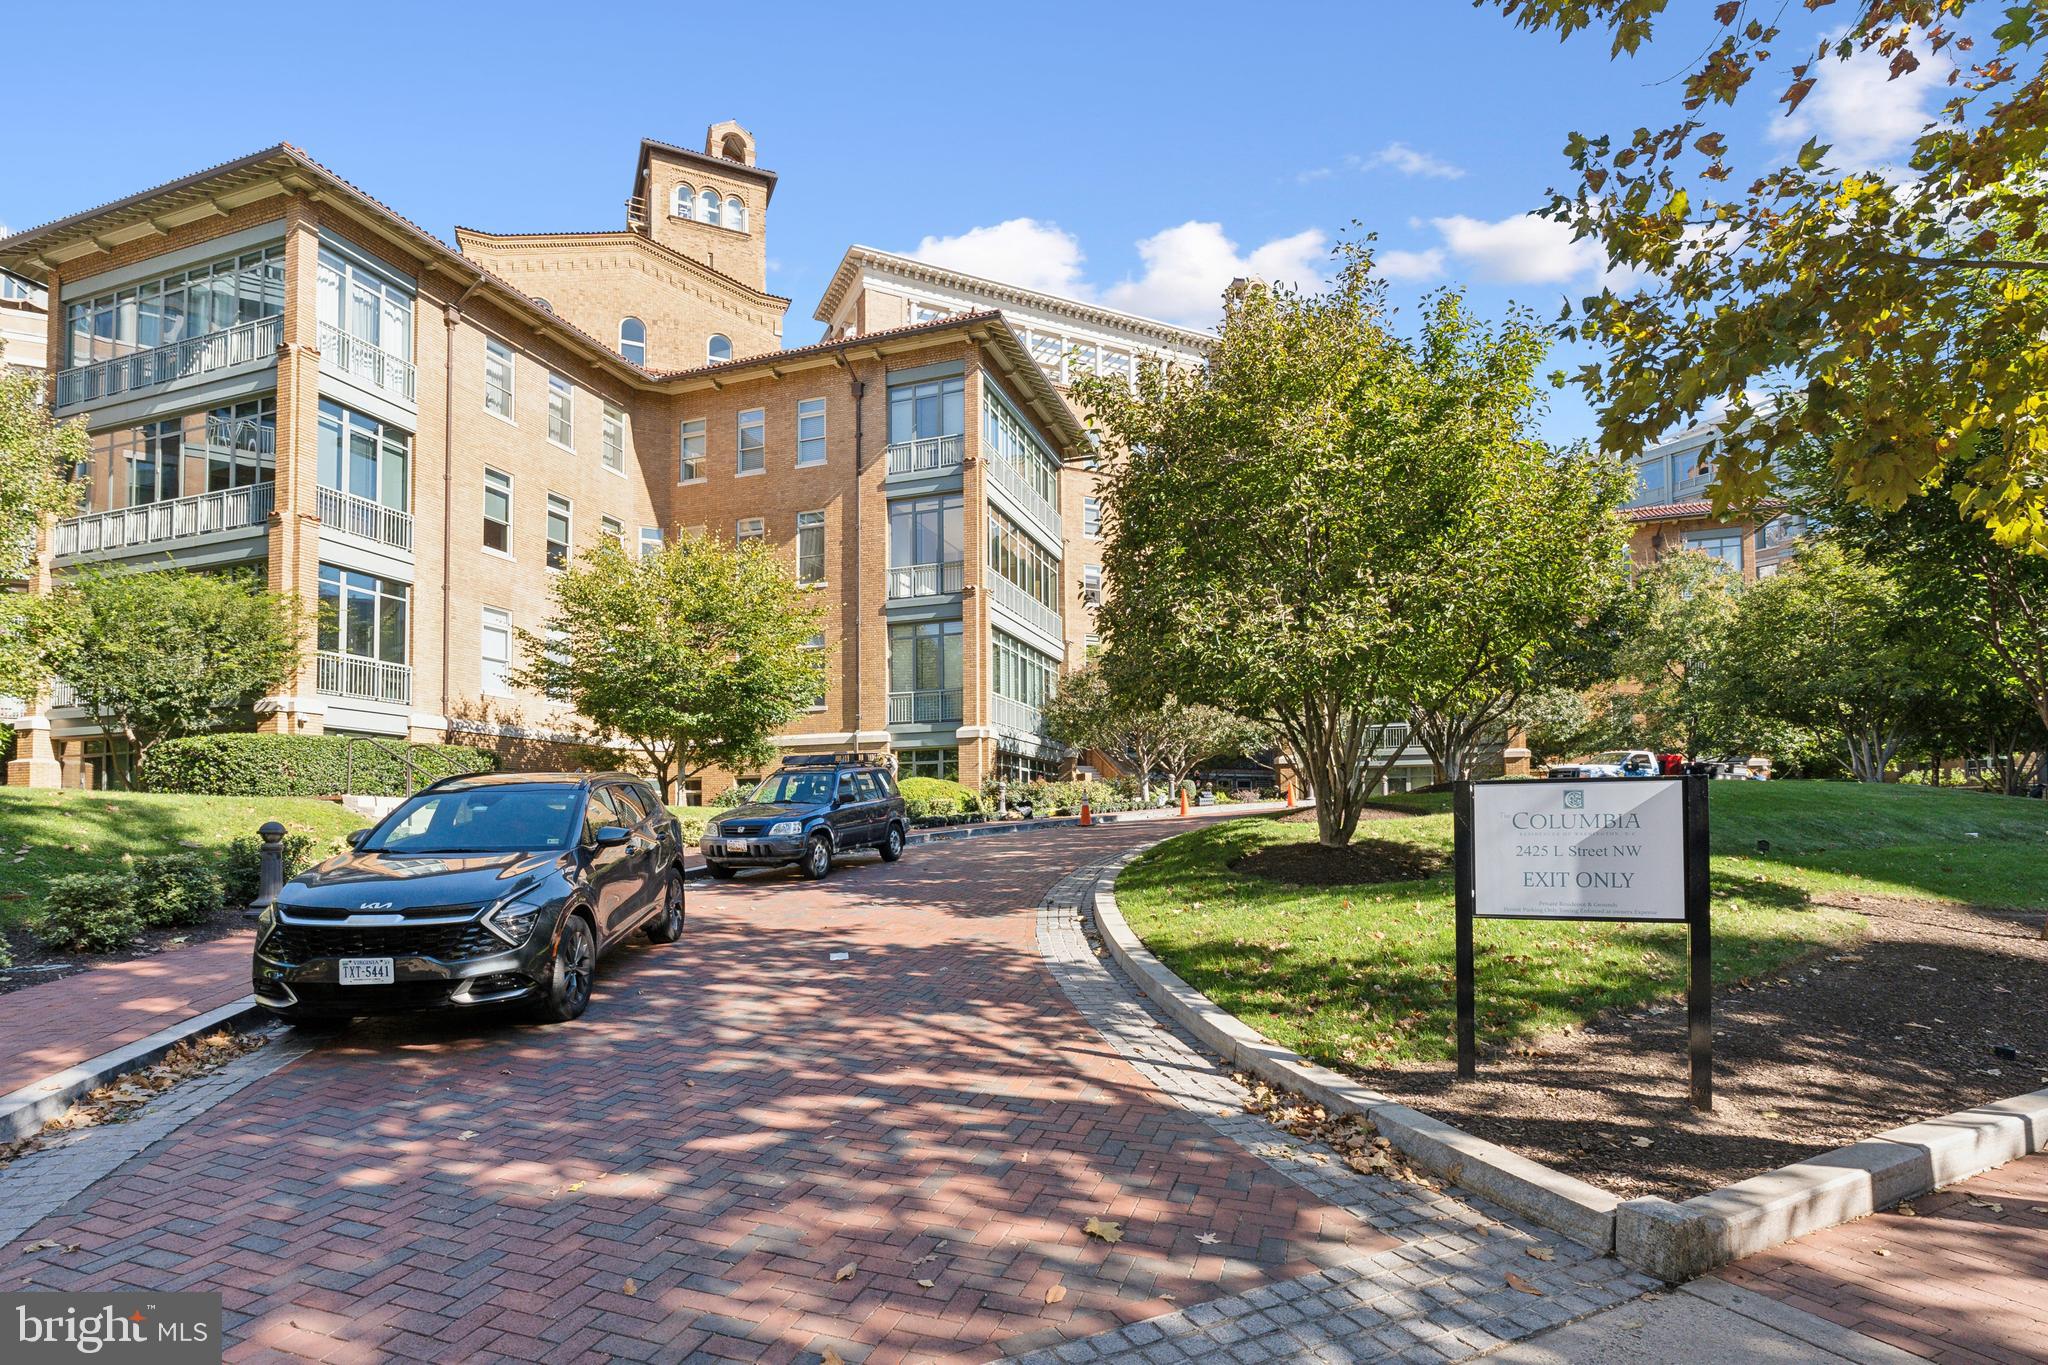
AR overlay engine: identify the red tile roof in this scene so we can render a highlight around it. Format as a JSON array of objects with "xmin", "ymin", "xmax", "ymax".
[{"xmin": 1622, "ymin": 499, "xmax": 1783, "ymax": 523}]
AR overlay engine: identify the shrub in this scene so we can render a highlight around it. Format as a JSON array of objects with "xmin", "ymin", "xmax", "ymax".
[
  {"xmin": 710, "ymin": 784, "xmax": 750, "ymax": 809},
  {"xmin": 668, "ymin": 805, "xmax": 712, "ymax": 845},
  {"xmin": 218, "ymin": 830, "xmax": 327, "ymax": 908},
  {"xmin": 897, "ymin": 776, "xmax": 981, "ymax": 822},
  {"xmin": 138, "ymin": 734, "xmax": 496, "ymax": 798},
  {"xmin": 134, "ymin": 852, "xmax": 226, "ymax": 928},
  {"xmin": 41, "ymin": 872, "xmax": 145, "ymax": 953},
  {"xmin": 1009, "ymin": 779, "xmax": 1129, "ymax": 817}
]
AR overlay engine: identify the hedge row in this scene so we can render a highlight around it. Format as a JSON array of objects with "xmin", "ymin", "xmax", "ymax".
[{"xmin": 138, "ymin": 733, "xmax": 497, "ymax": 797}]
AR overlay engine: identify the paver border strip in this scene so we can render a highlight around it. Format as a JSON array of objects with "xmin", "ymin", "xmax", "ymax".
[
  {"xmin": 1089, "ymin": 827, "xmax": 2048, "ymax": 1283},
  {"xmin": 0, "ymin": 995, "xmax": 267, "ymax": 1144}
]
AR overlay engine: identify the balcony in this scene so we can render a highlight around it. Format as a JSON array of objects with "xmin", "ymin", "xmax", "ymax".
[
  {"xmin": 316, "ymin": 486, "xmax": 414, "ymax": 553},
  {"xmin": 51, "ymin": 482, "xmax": 274, "ymax": 560},
  {"xmin": 316, "ymin": 652, "xmax": 412, "ymax": 706},
  {"xmin": 989, "ymin": 574, "xmax": 1063, "ymax": 643},
  {"xmin": 318, "ymin": 321, "xmax": 416, "ymax": 407},
  {"xmin": 54, "ymin": 316, "xmax": 283, "ymax": 411},
  {"xmin": 887, "ymin": 560, "xmax": 964, "ymax": 600},
  {"xmin": 885, "ymin": 434, "xmax": 963, "ymax": 477},
  {"xmin": 888, "ymin": 688, "xmax": 962, "ymax": 725},
  {"xmin": 992, "ymin": 694, "xmax": 1048, "ymax": 739},
  {"xmin": 987, "ymin": 456, "xmax": 1063, "ymax": 540}
]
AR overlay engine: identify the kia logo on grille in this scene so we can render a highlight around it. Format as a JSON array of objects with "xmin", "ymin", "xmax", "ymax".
[{"xmin": 357, "ymin": 901, "xmax": 395, "ymax": 910}]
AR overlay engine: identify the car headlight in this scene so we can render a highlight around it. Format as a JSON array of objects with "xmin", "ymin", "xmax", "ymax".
[
  {"xmin": 768, "ymin": 820, "xmax": 802, "ymax": 837},
  {"xmin": 482, "ymin": 893, "xmax": 547, "ymax": 945}
]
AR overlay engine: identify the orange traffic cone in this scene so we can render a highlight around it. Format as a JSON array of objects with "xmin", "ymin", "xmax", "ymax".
[
  {"xmin": 1079, "ymin": 800, "xmax": 1092, "ymax": 827},
  {"xmin": 1178, "ymin": 788, "xmax": 1189, "ymax": 817},
  {"xmin": 1284, "ymin": 780, "xmax": 1295, "ymax": 808}
]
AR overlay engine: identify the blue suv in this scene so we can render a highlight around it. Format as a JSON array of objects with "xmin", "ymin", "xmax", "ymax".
[{"xmin": 702, "ymin": 755, "xmax": 909, "ymax": 879}]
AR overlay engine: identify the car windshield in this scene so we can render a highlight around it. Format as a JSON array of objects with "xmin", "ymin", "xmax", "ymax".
[
  {"xmin": 748, "ymin": 771, "xmax": 838, "ymax": 806},
  {"xmin": 366, "ymin": 787, "xmax": 583, "ymax": 854}
]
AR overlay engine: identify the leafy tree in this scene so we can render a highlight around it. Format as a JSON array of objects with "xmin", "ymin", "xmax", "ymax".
[
  {"xmin": 1604, "ymin": 551, "xmax": 1744, "ymax": 756},
  {"xmin": 1714, "ymin": 544, "xmax": 1925, "ymax": 782},
  {"xmin": 1042, "ymin": 660, "xmax": 1266, "ymax": 801},
  {"xmin": 513, "ymin": 536, "xmax": 824, "ymax": 800},
  {"xmin": 0, "ymin": 360, "xmax": 85, "ymax": 700},
  {"xmin": 1072, "ymin": 248, "xmax": 1628, "ymax": 847},
  {"xmin": 33, "ymin": 569, "xmax": 302, "ymax": 788},
  {"xmin": 1480, "ymin": 2, "xmax": 2048, "ymax": 549},
  {"xmin": 1511, "ymin": 684, "xmax": 1622, "ymax": 767}
]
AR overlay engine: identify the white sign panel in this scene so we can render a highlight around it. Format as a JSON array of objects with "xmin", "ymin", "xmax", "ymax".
[{"xmin": 1471, "ymin": 781, "xmax": 1686, "ymax": 921}]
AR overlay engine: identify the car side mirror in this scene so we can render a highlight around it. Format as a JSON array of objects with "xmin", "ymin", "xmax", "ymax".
[
  {"xmin": 594, "ymin": 824, "xmax": 633, "ymax": 848},
  {"xmin": 345, "ymin": 829, "xmax": 372, "ymax": 849}
]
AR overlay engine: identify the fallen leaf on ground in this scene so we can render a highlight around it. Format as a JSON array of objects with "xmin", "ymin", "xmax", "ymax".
[
  {"xmin": 1525, "ymin": 1247, "xmax": 1554, "ymax": 1262},
  {"xmin": 623, "ymin": 1279, "xmax": 637, "ymax": 1296},
  {"xmin": 833, "ymin": 1261, "xmax": 857, "ymax": 1282},
  {"xmin": 1082, "ymin": 1217, "xmax": 1123, "ymax": 1244},
  {"xmin": 1194, "ymin": 1232, "xmax": 1219, "ymax": 1246},
  {"xmin": 917, "ymin": 1279, "xmax": 934, "ymax": 1289},
  {"xmin": 1630, "ymin": 1137, "xmax": 1652, "ymax": 1148},
  {"xmin": 22, "ymin": 1240, "xmax": 56, "ymax": 1252},
  {"xmin": 1874, "ymin": 1249, "xmax": 1892, "ymax": 1257},
  {"xmin": 1968, "ymin": 1200, "xmax": 2005, "ymax": 1214},
  {"xmin": 1044, "ymin": 1284, "xmax": 1066, "ymax": 1305},
  {"xmin": 822, "ymin": 1350, "xmax": 845, "ymax": 1365},
  {"xmin": 457, "ymin": 1130, "xmax": 478, "ymax": 1141},
  {"xmin": 1505, "ymin": 1272, "xmax": 1544, "ymax": 1296},
  {"xmin": 1896, "ymin": 1203, "xmax": 1917, "ymax": 1217},
  {"xmin": 565, "ymin": 1182, "xmax": 584, "ymax": 1193}
]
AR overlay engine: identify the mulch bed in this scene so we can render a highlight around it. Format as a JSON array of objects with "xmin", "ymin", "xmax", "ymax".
[
  {"xmin": 1366, "ymin": 894, "xmax": 2048, "ymax": 1200},
  {"xmin": 1231, "ymin": 836, "xmax": 1446, "ymax": 887},
  {"xmin": 0, "ymin": 903, "xmax": 253, "ymax": 999}
]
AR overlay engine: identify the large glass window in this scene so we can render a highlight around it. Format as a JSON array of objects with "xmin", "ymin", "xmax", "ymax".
[
  {"xmin": 984, "ymin": 390, "xmax": 1062, "ymax": 505},
  {"xmin": 481, "ymin": 607, "xmax": 512, "ymax": 694},
  {"xmin": 889, "ymin": 495, "xmax": 963, "ymax": 570},
  {"xmin": 602, "ymin": 401, "xmax": 626, "ymax": 473},
  {"xmin": 889, "ymin": 620, "xmax": 964, "ymax": 714},
  {"xmin": 888, "ymin": 375, "xmax": 965, "ymax": 446},
  {"xmin": 898, "ymin": 748, "xmax": 959, "ymax": 780},
  {"xmin": 64, "ymin": 244, "xmax": 284, "ymax": 368},
  {"xmin": 698, "ymin": 187, "xmax": 722, "ymax": 226},
  {"xmin": 484, "ymin": 338, "xmax": 515, "ymax": 419},
  {"xmin": 315, "ymin": 246, "xmax": 412, "ymax": 360},
  {"xmin": 737, "ymin": 408, "xmax": 765, "ymax": 474},
  {"xmin": 547, "ymin": 373, "xmax": 574, "ymax": 448},
  {"xmin": 797, "ymin": 397, "xmax": 827, "ymax": 466},
  {"xmin": 546, "ymin": 493, "xmax": 572, "ymax": 569},
  {"xmin": 79, "ymin": 398, "xmax": 275, "ymax": 512},
  {"xmin": 483, "ymin": 467, "xmax": 512, "ymax": 553},
  {"xmin": 992, "ymin": 630, "xmax": 1059, "ymax": 709},
  {"xmin": 679, "ymin": 418, "xmax": 706, "ymax": 482},
  {"xmin": 318, "ymin": 564, "xmax": 408, "ymax": 666},
  {"xmin": 619, "ymin": 318, "xmax": 646, "ymax": 366},
  {"xmin": 988, "ymin": 508, "xmax": 1060, "ymax": 609},
  {"xmin": 1633, "ymin": 457, "xmax": 1668, "ymax": 505},
  {"xmin": 797, "ymin": 510, "xmax": 825, "ymax": 584},
  {"xmin": 1684, "ymin": 530, "xmax": 1744, "ymax": 572},
  {"xmin": 708, "ymin": 334, "xmax": 733, "ymax": 363},
  {"xmin": 316, "ymin": 399, "xmax": 409, "ymax": 511}
]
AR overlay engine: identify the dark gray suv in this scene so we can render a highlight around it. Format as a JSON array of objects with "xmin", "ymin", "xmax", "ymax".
[{"xmin": 702, "ymin": 755, "xmax": 909, "ymax": 879}]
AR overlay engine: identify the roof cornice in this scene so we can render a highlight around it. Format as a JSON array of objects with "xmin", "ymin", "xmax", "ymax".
[
  {"xmin": 814, "ymin": 244, "xmax": 1216, "ymax": 349},
  {"xmin": 452, "ymin": 224, "xmax": 791, "ymax": 307},
  {"xmin": 633, "ymin": 139, "xmax": 778, "ymax": 208}
]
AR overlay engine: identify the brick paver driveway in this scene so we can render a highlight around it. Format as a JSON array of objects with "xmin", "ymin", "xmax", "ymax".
[{"xmin": 0, "ymin": 821, "xmax": 1417, "ymax": 1363}]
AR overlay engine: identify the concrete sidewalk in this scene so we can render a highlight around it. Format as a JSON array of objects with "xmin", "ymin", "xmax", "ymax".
[{"xmin": 1492, "ymin": 1281, "xmax": 1922, "ymax": 1363}]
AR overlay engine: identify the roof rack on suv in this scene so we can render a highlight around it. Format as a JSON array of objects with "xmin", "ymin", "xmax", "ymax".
[{"xmin": 780, "ymin": 752, "xmax": 873, "ymax": 768}]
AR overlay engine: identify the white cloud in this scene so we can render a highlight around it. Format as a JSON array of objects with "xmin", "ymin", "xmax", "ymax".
[
  {"xmin": 1295, "ymin": 166, "xmax": 1334, "ymax": 184},
  {"xmin": 1103, "ymin": 222, "xmax": 1331, "ymax": 329},
  {"xmin": 1375, "ymin": 247, "xmax": 1446, "ymax": 282},
  {"xmin": 910, "ymin": 217, "xmax": 1088, "ymax": 296},
  {"xmin": 1771, "ymin": 31, "xmax": 1945, "ymax": 167},
  {"xmin": 1428, "ymin": 213, "xmax": 1606, "ymax": 285},
  {"xmin": 1356, "ymin": 142, "xmax": 1466, "ymax": 180}
]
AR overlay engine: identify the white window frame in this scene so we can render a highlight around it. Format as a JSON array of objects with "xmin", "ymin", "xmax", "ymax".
[
  {"xmin": 601, "ymin": 401, "xmax": 626, "ymax": 475},
  {"xmin": 797, "ymin": 510, "xmax": 825, "ymax": 585},
  {"xmin": 484, "ymin": 338, "xmax": 516, "ymax": 423},
  {"xmin": 547, "ymin": 373, "xmax": 574, "ymax": 450},
  {"xmin": 708, "ymin": 334, "xmax": 733, "ymax": 363},
  {"xmin": 1083, "ymin": 496, "xmax": 1102, "ymax": 539},
  {"xmin": 482, "ymin": 466, "xmax": 514, "ymax": 560},
  {"xmin": 481, "ymin": 607, "xmax": 513, "ymax": 696},
  {"xmin": 600, "ymin": 514, "xmax": 624, "ymax": 545},
  {"xmin": 618, "ymin": 319, "xmax": 646, "ymax": 367},
  {"xmin": 545, "ymin": 492, "xmax": 572, "ymax": 571},
  {"xmin": 735, "ymin": 516, "xmax": 765, "ymax": 543},
  {"xmin": 796, "ymin": 397, "xmax": 827, "ymax": 467},
  {"xmin": 671, "ymin": 184, "xmax": 694, "ymax": 219},
  {"xmin": 736, "ymin": 408, "xmax": 765, "ymax": 476},
  {"xmin": 639, "ymin": 526, "xmax": 663, "ymax": 560},
  {"xmin": 725, "ymin": 195, "xmax": 747, "ymax": 232},
  {"xmin": 679, "ymin": 417, "xmax": 706, "ymax": 484}
]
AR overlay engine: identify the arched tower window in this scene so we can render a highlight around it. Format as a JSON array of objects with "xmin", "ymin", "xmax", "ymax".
[
  {"xmin": 670, "ymin": 184, "xmax": 694, "ymax": 219},
  {"xmin": 619, "ymin": 317, "xmax": 646, "ymax": 365},
  {"xmin": 707, "ymin": 334, "xmax": 732, "ymax": 363},
  {"xmin": 725, "ymin": 195, "xmax": 747, "ymax": 232},
  {"xmin": 698, "ymin": 187, "xmax": 722, "ymax": 227},
  {"xmin": 720, "ymin": 132, "xmax": 749, "ymax": 162}
]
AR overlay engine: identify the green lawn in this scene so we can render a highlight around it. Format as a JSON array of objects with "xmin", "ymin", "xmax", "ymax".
[
  {"xmin": 1119, "ymin": 781, "xmax": 2046, "ymax": 1068},
  {"xmin": 0, "ymin": 790, "xmax": 363, "ymax": 931}
]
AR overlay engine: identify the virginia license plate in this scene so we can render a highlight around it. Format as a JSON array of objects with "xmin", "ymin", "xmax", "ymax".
[{"xmin": 339, "ymin": 957, "xmax": 395, "ymax": 986}]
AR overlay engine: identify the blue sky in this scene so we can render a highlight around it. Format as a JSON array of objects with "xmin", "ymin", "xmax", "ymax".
[{"xmin": 2, "ymin": 1, "xmax": 1939, "ymax": 446}]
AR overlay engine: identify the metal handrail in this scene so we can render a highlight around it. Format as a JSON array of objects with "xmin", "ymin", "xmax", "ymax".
[
  {"xmin": 54, "ymin": 315, "xmax": 282, "ymax": 409},
  {"xmin": 887, "ymin": 560, "xmax": 965, "ymax": 599},
  {"xmin": 885, "ymin": 434, "xmax": 964, "ymax": 476},
  {"xmin": 317, "ymin": 320, "xmax": 417, "ymax": 404}
]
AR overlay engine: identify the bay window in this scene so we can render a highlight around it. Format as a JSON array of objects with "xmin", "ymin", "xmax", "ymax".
[
  {"xmin": 316, "ymin": 399, "xmax": 409, "ymax": 512},
  {"xmin": 315, "ymin": 245, "xmax": 412, "ymax": 362},
  {"xmin": 64, "ymin": 244, "xmax": 285, "ymax": 369},
  {"xmin": 317, "ymin": 563, "xmax": 409, "ymax": 702},
  {"xmin": 888, "ymin": 620, "xmax": 964, "ymax": 723}
]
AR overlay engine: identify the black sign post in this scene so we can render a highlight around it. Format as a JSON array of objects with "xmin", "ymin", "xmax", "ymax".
[{"xmin": 1454, "ymin": 774, "xmax": 1713, "ymax": 1112}]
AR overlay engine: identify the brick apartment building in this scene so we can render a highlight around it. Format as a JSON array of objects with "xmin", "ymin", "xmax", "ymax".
[
  {"xmin": 0, "ymin": 124, "xmax": 1147, "ymax": 795},
  {"xmin": 1623, "ymin": 410, "xmax": 1805, "ymax": 580}
]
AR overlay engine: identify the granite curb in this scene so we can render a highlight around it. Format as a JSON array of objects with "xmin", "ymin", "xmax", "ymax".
[
  {"xmin": 1090, "ymin": 836, "xmax": 2048, "ymax": 1282},
  {"xmin": 0, "ymin": 995, "xmax": 268, "ymax": 1144}
]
